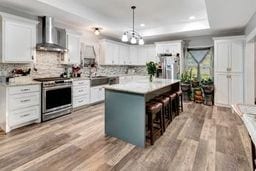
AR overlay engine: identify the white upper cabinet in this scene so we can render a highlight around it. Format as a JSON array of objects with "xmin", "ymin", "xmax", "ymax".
[
  {"xmin": 214, "ymin": 37, "xmax": 244, "ymax": 73},
  {"xmin": 129, "ymin": 46, "xmax": 138, "ymax": 65},
  {"xmin": 119, "ymin": 45, "xmax": 129, "ymax": 65},
  {"xmin": 0, "ymin": 13, "xmax": 37, "ymax": 63},
  {"xmin": 155, "ymin": 41, "xmax": 183, "ymax": 56},
  {"xmin": 100, "ymin": 39, "xmax": 156, "ymax": 66},
  {"xmin": 230, "ymin": 40, "xmax": 244, "ymax": 73},
  {"xmin": 214, "ymin": 42, "xmax": 230, "ymax": 73},
  {"xmin": 66, "ymin": 32, "xmax": 81, "ymax": 64}
]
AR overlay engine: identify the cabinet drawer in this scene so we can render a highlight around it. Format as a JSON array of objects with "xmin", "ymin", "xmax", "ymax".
[
  {"xmin": 73, "ymin": 86, "xmax": 89, "ymax": 97},
  {"xmin": 73, "ymin": 95, "xmax": 89, "ymax": 108},
  {"xmin": 9, "ymin": 85, "xmax": 40, "ymax": 95},
  {"xmin": 9, "ymin": 92, "xmax": 40, "ymax": 110},
  {"xmin": 73, "ymin": 80, "xmax": 90, "ymax": 87},
  {"xmin": 9, "ymin": 106, "xmax": 40, "ymax": 127}
]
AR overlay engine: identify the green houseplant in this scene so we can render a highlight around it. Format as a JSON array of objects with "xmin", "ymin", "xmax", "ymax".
[{"xmin": 146, "ymin": 61, "xmax": 157, "ymax": 82}]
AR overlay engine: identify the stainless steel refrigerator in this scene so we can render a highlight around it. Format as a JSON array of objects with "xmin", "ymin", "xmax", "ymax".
[{"xmin": 159, "ymin": 56, "xmax": 179, "ymax": 79}]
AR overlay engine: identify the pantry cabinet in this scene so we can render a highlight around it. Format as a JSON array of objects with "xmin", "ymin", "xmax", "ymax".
[
  {"xmin": 0, "ymin": 12, "xmax": 37, "ymax": 63},
  {"xmin": 214, "ymin": 36, "xmax": 245, "ymax": 107}
]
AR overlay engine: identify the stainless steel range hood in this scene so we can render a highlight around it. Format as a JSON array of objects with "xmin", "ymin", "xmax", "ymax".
[{"xmin": 36, "ymin": 16, "xmax": 67, "ymax": 53}]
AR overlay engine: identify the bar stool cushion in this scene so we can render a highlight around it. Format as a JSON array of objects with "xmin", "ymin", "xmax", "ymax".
[
  {"xmin": 177, "ymin": 90, "xmax": 182, "ymax": 96},
  {"xmin": 155, "ymin": 96, "xmax": 170, "ymax": 106},
  {"xmin": 146, "ymin": 102, "xmax": 162, "ymax": 114}
]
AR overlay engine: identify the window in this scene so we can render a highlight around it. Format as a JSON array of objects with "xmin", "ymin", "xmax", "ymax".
[{"xmin": 185, "ymin": 47, "xmax": 213, "ymax": 81}]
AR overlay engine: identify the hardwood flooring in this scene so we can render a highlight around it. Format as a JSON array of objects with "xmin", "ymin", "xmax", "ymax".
[{"xmin": 0, "ymin": 103, "xmax": 252, "ymax": 171}]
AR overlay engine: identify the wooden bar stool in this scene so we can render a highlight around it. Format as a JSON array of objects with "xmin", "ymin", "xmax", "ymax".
[
  {"xmin": 153, "ymin": 96, "xmax": 170, "ymax": 131},
  {"xmin": 146, "ymin": 101, "xmax": 163, "ymax": 145},
  {"xmin": 170, "ymin": 93, "xmax": 178, "ymax": 119},
  {"xmin": 176, "ymin": 90, "xmax": 183, "ymax": 114}
]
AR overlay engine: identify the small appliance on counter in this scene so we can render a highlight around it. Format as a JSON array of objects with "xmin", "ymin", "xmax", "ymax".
[{"xmin": 33, "ymin": 77, "xmax": 73, "ymax": 122}]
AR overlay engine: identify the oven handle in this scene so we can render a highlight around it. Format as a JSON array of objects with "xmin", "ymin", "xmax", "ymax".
[{"xmin": 43, "ymin": 84, "xmax": 72, "ymax": 91}]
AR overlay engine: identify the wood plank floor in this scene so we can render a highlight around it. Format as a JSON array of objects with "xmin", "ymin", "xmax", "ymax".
[{"xmin": 0, "ymin": 103, "xmax": 252, "ymax": 171}]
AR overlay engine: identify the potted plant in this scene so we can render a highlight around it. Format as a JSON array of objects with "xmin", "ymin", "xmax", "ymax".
[
  {"xmin": 180, "ymin": 69, "xmax": 191, "ymax": 92},
  {"xmin": 201, "ymin": 78, "xmax": 214, "ymax": 94},
  {"xmin": 146, "ymin": 61, "xmax": 157, "ymax": 82}
]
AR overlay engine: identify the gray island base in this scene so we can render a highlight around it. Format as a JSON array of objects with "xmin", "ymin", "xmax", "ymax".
[{"xmin": 104, "ymin": 79, "xmax": 180, "ymax": 147}]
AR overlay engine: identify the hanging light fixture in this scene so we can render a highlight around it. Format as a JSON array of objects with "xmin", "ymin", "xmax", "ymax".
[
  {"xmin": 93, "ymin": 27, "xmax": 101, "ymax": 35},
  {"xmin": 121, "ymin": 6, "xmax": 144, "ymax": 45}
]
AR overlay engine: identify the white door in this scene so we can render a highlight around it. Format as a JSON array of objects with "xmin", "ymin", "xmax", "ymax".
[
  {"xmin": 215, "ymin": 73, "xmax": 229, "ymax": 105},
  {"xmin": 5, "ymin": 21, "xmax": 35, "ymax": 62},
  {"xmin": 230, "ymin": 40, "xmax": 244, "ymax": 73},
  {"xmin": 67, "ymin": 34, "xmax": 80, "ymax": 64},
  {"xmin": 215, "ymin": 42, "xmax": 230, "ymax": 73},
  {"xmin": 230, "ymin": 73, "xmax": 244, "ymax": 105}
]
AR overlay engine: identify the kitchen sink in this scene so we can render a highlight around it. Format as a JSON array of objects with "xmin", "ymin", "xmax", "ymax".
[{"xmin": 90, "ymin": 76, "xmax": 109, "ymax": 87}]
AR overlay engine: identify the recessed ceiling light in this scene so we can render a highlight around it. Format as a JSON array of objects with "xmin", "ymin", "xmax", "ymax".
[
  {"xmin": 140, "ymin": 23, "xmax": 145, "ymax": 27},
  {"xmin": 189, "ymin": 16, "xmax": 196, "ymax": 20}
]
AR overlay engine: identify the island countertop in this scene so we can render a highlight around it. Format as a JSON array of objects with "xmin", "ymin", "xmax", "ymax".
[{"xmin": 104, "ymin": 78, "xmax": 180, "ymax": 94}]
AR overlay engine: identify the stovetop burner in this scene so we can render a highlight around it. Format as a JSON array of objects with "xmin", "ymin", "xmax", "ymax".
[{"xmin": 34, "ymin": 77, "xmax": 70, "ymax": 82}]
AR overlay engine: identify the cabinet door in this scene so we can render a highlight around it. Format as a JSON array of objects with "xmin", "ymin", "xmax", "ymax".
[
  {"xmin": 230, "ymin": 40, "xmax": 244, "ymax": 73},
  {"xmin": 215, "ymin": 42, "xmax": 230, "ymax": 73},
  {"xmin": 137, "ymin": 47, "xmax": 147, "ymax": 65},
  {"xmin": 215, "ymin": 73, "xmax": 229, "ymax": 105},
  {"xmin": 98, "ymin": 87, "xmax": 105, "ymax": 101},
  {"xmin": 90, "ymin": 87, "xmax": 98, "ymax": 103},
  {"xmin": 129, "ymin": 46, "xmax": 138, "ymax": 65},
  {"xmin": 67, "ymin": 34, "xmax": 80, "ymax": 64},
  {"xmin": 230, "ymin": 73, "xmax": 243, "ymax": 105},
  {"xmin": 5, "ymin": 20, "xmax": 35, "ymax": 63},
  {"xmin": 112, "ymin": 44, "xmax": 119, "ymax": 65},
  {"xmin": 119, "ymin": 45, "xmax": 129, "ymax": 65},
  {"xmin": 146, "ymin": 45, "xmax": 157, "ymax": 63},
  {"xmin": 103, "ymin": 43, "xmax": 114, "ymax": 65}
]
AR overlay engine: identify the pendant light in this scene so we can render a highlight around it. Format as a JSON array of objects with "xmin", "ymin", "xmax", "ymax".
[{"xmin": 121, "ymin": 6, "xmax": 144, "ymax": 45}]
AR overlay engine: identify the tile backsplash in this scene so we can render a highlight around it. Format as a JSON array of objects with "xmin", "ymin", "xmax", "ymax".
[{"xmin": 0, "ymin": 51, "xmax": 147, "ymax": 78}]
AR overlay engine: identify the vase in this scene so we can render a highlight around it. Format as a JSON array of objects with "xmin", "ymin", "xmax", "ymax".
[{"xmin": 149, "ymin": 75, "xmax": 153, "ymax": 82}]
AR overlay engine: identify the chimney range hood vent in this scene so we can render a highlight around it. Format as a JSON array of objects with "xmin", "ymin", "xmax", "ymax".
[{"xmin": 36, "ymin": 16, "xmax": 68, "ymax": 53}]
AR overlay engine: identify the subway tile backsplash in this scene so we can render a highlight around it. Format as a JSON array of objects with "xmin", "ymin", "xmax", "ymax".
[{"xmin": 0, "ymin": 51, "xmax": 147, "ymax": 78}]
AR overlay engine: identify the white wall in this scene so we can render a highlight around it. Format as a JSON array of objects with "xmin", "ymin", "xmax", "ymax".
[
  {"xmin": 244, "ymin": 38, "xmax": 255, "ymax": 104},
  {"xmin": 184, "ymin": 36, "xmax": 214, "ymax": 48},
  {"xmin": 245, "ymin": 12, "xmax": 256, "ymax": 36}
]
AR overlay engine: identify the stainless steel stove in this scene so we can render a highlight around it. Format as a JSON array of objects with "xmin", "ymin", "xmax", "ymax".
[{"xmin": 34, "ymin": 77, "xmax": 73, "ymax": 121}]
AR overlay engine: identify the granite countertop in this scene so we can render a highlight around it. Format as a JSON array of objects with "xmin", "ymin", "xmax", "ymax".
[
  {"xmin": 104, "ymin": 78, "xmax": 180, "ymax": 94},
  {"xmin": 232, "ymin": 104, "xmax": 256, "ymax": 145}
]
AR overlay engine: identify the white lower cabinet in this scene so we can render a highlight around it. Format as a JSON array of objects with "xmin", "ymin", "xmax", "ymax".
[
  {"xmin": 214, "ymin": 73, "xmax": 243, "ymax": 106},
  {"xmin": 0, "ymin": 84, "xmax": 41, "ymax": 133},
  {"xmin": 72, "ymin": 80, "xmax": 90, "ymax": 108},
  {"xmin": 90, "ymin": 85, "xmax": 106, "ymax": 103}
]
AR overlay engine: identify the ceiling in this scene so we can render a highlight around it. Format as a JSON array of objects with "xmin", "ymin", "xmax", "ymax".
[{"xmin": 0, "ymin": 0, "xmax": 255, "ymax": 42}]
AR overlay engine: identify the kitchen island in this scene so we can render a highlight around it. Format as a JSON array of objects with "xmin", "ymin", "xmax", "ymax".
[{"xmin": 104, "ymin": 78, "xmax": 180, "ymax": 147}]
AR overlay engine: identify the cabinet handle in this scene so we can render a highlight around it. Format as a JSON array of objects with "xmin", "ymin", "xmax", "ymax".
[
  {"xmin": 78, "ymin": 100, "xmax": 83, "ymax": 103},
  {"xmin": 21, "ymin": 113, "xmax": 30, "ymax": 117},
  {"xmin": 78, "ymin": 90, "xmax": 83, "ymax": 92},
  {"xmin": 32, "ymin": 56, "xmax": 34, "ymax": 60},
  {"xmin": 22, "ymin": 88, "xmax": 30, "ymax": 91},
  {"xmin": 20, "ymin": 99, "xmax": 30, "ymax": 103}
]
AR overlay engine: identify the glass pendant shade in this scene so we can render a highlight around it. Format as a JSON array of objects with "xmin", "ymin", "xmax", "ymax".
[
  {"xmin": 138, "ymin": 38, "xmax": 144, "ymax": 45},
  {"xmin": 130, "ymin": 37, "xmax": 137, "ymax": 44},
  {"xmin": 122, "ymin": 34, "xmax": 128, "ymax": 42}
]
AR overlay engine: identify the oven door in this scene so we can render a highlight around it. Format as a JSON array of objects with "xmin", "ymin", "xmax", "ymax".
[{"xmin": 42, "ymin": 85, "xmax": 72, "ymax": 113}]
